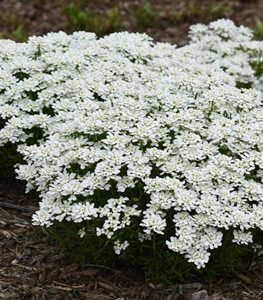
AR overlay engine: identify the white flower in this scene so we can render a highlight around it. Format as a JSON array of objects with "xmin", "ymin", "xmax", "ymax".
[
  {"xmin": 140, "ymin": 213, "xmax": 166, "ymax": 235},
  {"xmin": 113, "ymin": 240, "xmax": 129, "ymax": 255},
  {"xmin": 233, "ymin": 230, "xmax": 253, "ymax": 245},
  {"xmin": 78, "ymin": 227, "xmax": 86, "ymax": 238}
]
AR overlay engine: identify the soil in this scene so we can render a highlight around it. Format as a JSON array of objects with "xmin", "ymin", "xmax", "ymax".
[
  {"xmin": 0, "ymin": 0, "xmax": 262, "ymax": 45},
  {"xmin": 1, "ymin": 1, "xmax": 263, "ymax": 299}
]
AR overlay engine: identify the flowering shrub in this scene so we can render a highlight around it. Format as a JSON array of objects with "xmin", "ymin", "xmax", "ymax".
[{"xmin": 0, "ymin": 20, "xmax": 263, "ymax": 271}]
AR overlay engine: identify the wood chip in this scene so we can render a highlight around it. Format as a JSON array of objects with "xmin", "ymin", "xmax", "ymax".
[
  {"xmin": 64, "ymin": 263, "xmax": 79, "ymax": 273},
  {"xmin": 223, "ymin": 282, "xmax": 241, "ymax": 291},
  {"xmin": 179, "ymin": 283, "xmax": 203, "ymax": 290},
  {"xmin": 80, "ymin": 268, "xmax": 100, "ymax": 277},
  {"xmin": 52, "ymin": 285, "xmax": 73, "ymax": 292},
  {"xmin": 191, "ymin": 290, "xmax": 208, "ymax": 300},
  {"xmin": 208, "ymin": 293, "xmax": 225, "ymax": 300},
  {"xmin": 0, "ymin": 229, "xmax": 12, "ymax": 238},
  {"xmin": 98, "ymin": 282, "xmax": 118, "ymax": 293},
  {"xmin": 0, "ymin": 201, "xmax": 37, "ymax": 212},
  {"xmin": 235, "ymin": 274, "xmax": 253, "ymax": 285}
]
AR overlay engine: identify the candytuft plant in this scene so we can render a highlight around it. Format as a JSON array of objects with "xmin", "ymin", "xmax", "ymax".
[{"xmin": 0, "ymin": 20, "xmax": 263, "ymax": 281}]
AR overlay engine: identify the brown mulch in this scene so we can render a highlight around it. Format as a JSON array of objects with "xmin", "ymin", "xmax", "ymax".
[{"xmin": 0, "ymin": 0, "xmax": 262, "ymax": 45}]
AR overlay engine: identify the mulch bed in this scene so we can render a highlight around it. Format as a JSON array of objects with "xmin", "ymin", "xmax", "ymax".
[{"xmin": 1, "ymin": 1, "xmax": 263, "ymax": 299}]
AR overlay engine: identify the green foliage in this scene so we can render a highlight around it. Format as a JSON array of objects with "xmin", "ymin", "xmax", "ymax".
[
  {"xmin": 0, "ymin": 16, "xmax": 26, "ymax": 42},
  {"xmin": 131, "ymin": 2, "xmax": 158, "ymax": 32},
  {"xmin": 254, "ymin": 20, "xmax": 263, "ymax": 40},
  {"xmin": 0, "ymin": 143, "xmax": 23, "ymax": 180},
  {"xmin": 10, "ymin": 24, "xmax": 26, "ymax": 42},
  {"xmin": 248, "ymin": 40, "xmax": 263, "ymax": 79},
  {"xmin": 170, "ymin": 2, "xmax": 231, "ymax": 24},
  {"xmin": 47, "ymin": 219, "xmax": 257, "ymax": 283},
  {"xmin": 64, "ymin": 3, "xmax": 122, "ymax": 36},
  {"xmin": 250, "ymin": 58, "xmax": 263, "ymax": 79},
  {"xmin": 170, "ymin": 9, "xmax": 184, "ymax": 23},
  {"xmin": 204, "ymin": 230, "xmax": 254, "ymax": 279},
  {"xmin": 187, "ymin": 1, "xmax": 204, "ymax": 17},
  {"xmin": 47, "ymin": 220, "xmax": 116, "ymax": 264},
  {"xmin": 208, "ymin": 4, "xmax": 232, "ymax": 20}
]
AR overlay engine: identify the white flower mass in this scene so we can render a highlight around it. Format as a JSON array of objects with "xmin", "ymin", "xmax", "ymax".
[{"xmin": 0, "ymin": 20, "xmax": 263, "ymax": 269}]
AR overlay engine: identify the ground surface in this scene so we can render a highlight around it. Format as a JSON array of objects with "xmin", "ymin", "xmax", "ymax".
[
  {"xmin": 0, "ymin": 0, "xmax": 263, "ymax": 44},
  {"xmin": 1, "ymin": 1, "xmax": 263, "ymax": 299}
]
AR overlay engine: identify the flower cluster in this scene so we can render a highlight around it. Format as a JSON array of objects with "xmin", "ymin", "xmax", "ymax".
[
  {"xmin": 183, "ymin": 19, "xmax": 263, "ymax": 91},
  {"xmin": 0, "ymin": 20, "xmax": 262, "ymax": 269}
]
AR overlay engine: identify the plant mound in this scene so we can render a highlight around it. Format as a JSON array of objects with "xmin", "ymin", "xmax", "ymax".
[{"xmin": 0, "ymin": 20, "xmax": 263, "ymax": 272}]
